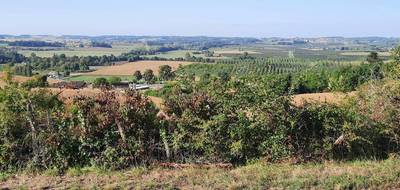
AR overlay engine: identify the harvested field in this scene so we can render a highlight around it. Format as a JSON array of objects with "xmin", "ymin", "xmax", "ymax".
[{"xmin": 79, "ymin": 61, "xmax": 193, "ymax": 76}]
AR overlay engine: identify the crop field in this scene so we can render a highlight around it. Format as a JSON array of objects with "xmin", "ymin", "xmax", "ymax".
[{"xmin": 78, "ymin": 60, "xmax": 193, "ymax": 76}]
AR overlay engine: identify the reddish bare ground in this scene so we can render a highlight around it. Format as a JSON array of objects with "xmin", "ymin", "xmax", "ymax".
[{"xmin": 80, "ymin": 60, "xmax": 193, "ymax": 76}]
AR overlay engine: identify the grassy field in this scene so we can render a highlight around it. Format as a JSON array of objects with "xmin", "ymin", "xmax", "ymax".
[
  {"xmin": 2, "ymin": 158, "xmax": 400, "ymax": 189},
  {"xmin": 78, "ymin": 60, "xmax": 192, "ymax": 76}
]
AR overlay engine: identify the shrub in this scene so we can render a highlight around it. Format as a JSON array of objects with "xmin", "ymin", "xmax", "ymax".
[
  {"xmin": 92, "ymin": 77, "xmax": 109, "ymax": 88},
  {"xmin": 108, "ymin": 76, "xmax": 122, "ymax": 85}
]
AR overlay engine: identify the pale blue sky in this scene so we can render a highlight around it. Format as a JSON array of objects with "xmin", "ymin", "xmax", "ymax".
[{"xmin": 1, "ymin": 0, "xmax": 399, "ymax": 37}]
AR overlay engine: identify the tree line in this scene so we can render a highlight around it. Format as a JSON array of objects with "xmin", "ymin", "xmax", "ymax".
[{"xmin": 4, "ymin": 40, "xmax": 65, "ymax": 47}]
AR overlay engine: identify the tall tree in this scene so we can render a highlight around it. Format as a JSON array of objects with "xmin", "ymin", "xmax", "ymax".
[
  {"xmin": 133, "ymin": 70, "xmax": 143, "ymax": 81},
  {"xmin": 143, "ymin": 69, "xmax": 155, "ymax": 84},
  {"xmin": 159, "ymin": 65, "xmax": 174, "ymax": 81},
  {"xmin": 367, "ymin": 52, "xmax": 380, "ymax": 64}
]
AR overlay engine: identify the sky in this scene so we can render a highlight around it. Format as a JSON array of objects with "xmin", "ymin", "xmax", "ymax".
[{"xmin": 1, "ymin": 0, "xmax": 399, "ymax": 37}]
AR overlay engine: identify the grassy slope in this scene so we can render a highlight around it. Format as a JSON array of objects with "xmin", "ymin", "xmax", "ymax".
[{"xmin": 2, "ymin": 158, "xmax": 400, "ymax": 189}]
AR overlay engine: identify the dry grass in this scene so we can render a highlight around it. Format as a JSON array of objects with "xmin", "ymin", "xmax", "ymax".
[
  {"xmin": 292, "ymin": 92, "xmax": 356, "ymax": 106},
  {"xmin": 79, "ymin": 60, "xmax": 193, "ymax": 76},
  {"xmin": 2, "ymin": 158, "xmax": 400, "ymax": 189}
]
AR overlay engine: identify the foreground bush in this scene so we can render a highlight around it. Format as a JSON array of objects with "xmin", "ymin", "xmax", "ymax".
[{"xmin": 0, "ymin": 85, "xmax": 161, "ymax": 171}]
